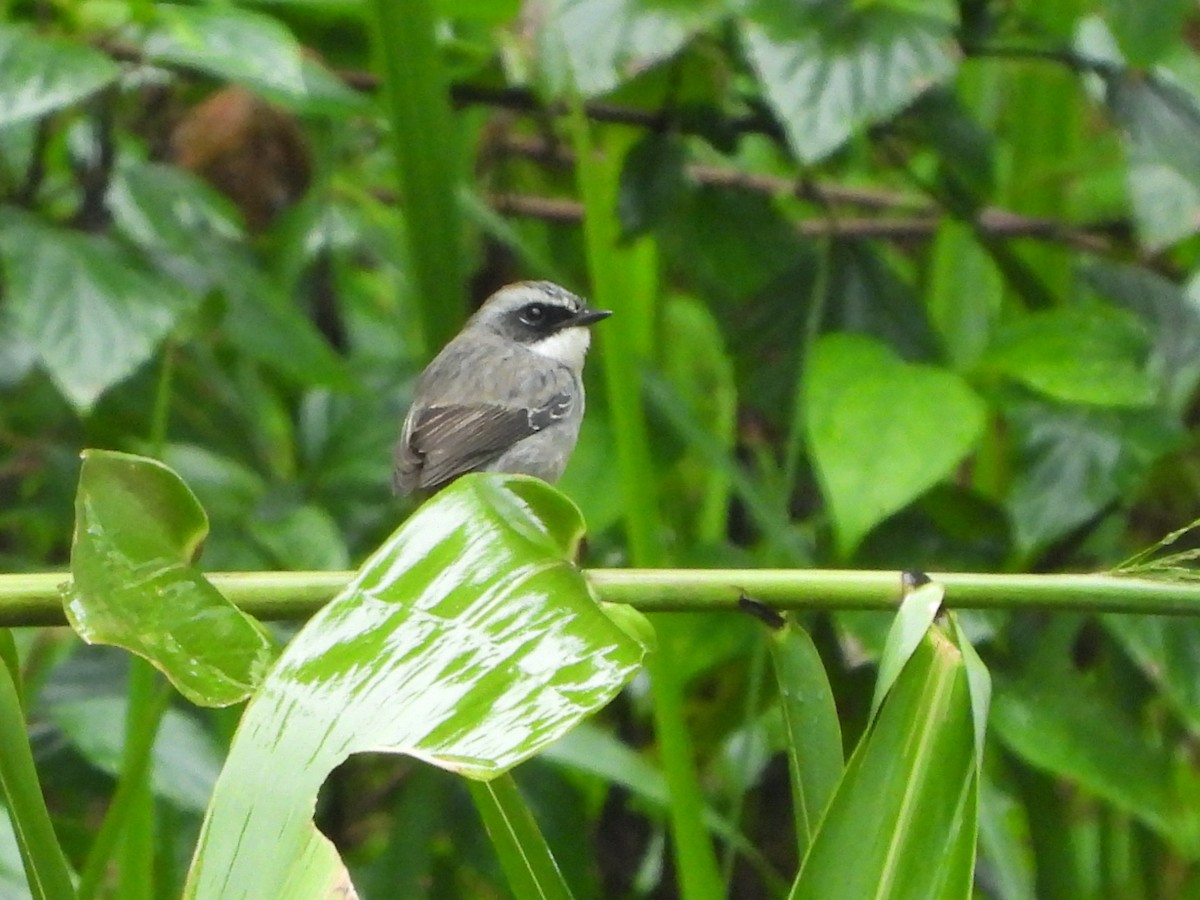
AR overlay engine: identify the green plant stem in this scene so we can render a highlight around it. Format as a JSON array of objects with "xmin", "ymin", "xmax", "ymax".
[
  {"xmin": 76, "ymin": 673, "xmax": 170, "ymax": 900},
  {"xmin": 9, "ymin": 570, "xmax": 1200, "ymax": 626},
  {"xmin": 0, "ymin": 631, "xmax": 76, "ymax": 900}
]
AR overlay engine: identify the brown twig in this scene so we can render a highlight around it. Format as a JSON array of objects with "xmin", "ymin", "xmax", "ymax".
[{"xmin": 489, "ymin": 192, "xmax": 1119, "ymax": 251}]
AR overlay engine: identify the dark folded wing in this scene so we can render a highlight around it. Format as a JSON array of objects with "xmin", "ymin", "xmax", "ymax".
[{"xmin": 394, "ymin": 393, "xmax": 572, "ymax": 494}]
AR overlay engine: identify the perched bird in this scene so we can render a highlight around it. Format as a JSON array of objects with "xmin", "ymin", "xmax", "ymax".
[{"xmin": 394, "ymin": 281, "xmax": 611, "ymax": 496}]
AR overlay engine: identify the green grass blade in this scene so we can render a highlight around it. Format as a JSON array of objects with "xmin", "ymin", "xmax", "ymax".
[
  {"xmin": 0, "ymin": 639, "xmax": 75, "ymax": 900},
  {"xmin": 366, "ymin": 0, "xmax": 464, "ymax": 352},
  {"xmin": 769, "ymin": 621, "xmax": 843, "ymax": 860},
  {"xmin": 469, "ymin": 774, "xmax": 575, "ymax": 900}
]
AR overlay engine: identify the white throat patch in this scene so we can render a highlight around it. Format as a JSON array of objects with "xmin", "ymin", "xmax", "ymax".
[{"xmin": 531, "ymin": 326, "xmax": 591, "ymax": 369}]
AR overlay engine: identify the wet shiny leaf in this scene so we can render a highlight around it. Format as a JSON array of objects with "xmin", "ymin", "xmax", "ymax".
[
  {"xmin": 67, "ymin": 450, "xmax": 276, "ymax": 706},
  {"xmin": 185, "ymin": 474, "xmax": 649, "ymax": 900}
]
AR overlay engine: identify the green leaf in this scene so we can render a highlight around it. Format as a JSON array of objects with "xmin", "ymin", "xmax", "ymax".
[
  {"xmin": 142, "ymin": 4, "xmax": 308, "ymax": 102},
  {"xmin": 991, "ymin": 673, "xmax": 1199, "ymax": 854},
  {"xmin": 769, "ymin": 622, "xmax": 843, "ymax": 860},
  {"xmin": 0, "ymin": 216, "xmax": 200, "ymax": 413},
  {"xmin": 790, "ymin": 628, "xmax": 977, "ymax": 899},
  {"xmin": 0, "ymin": 24, "xmax": 120, "ymax": 129},
  {"xmin": 468, "ymin": 775, "xmax": 575, "ymax": 900},
  {"xmin": 983, "ymin": 306, "xmax": 1157, "ymax": 408},
  {"xmin": 184, "ymin": 474, "xmax": 648, "ymax": 900},
  {"xmin": 67, "ymin": 450, "xmax": 277, "ymax": 706},
  {"xmin": 870, "ymin": 581, "xmax": 944, "ymax": 719},
  {"xmin": 805, "ymin": 333, "xmax": 986, "ymax": 557},
  {"xmin": 925, "ymin": 220, "xmax": 1002, "ymax": 370},
  {"xmin": 539, "ymin": 0, "xmax": 722, "ymax": 97},
  {"xmin": 1004, "ymin": 400, "xmax": 1181, "ymax": 556},
  {"xmin": 742, "ymin": 8, "xmax": 957, "ymax": 163}
]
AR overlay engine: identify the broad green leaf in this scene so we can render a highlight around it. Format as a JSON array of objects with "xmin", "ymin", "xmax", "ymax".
[
  {"xmin": 539, "ymin": 0, "xmax": 723, "ymax": 97},
  {"xmin": 142, "ymin": 5, "xmax": 307, "ymax": 102},
  {"xmin": 982, "ymin": 306, "xmax": 1156, "ymax": 408},
  {"xmin": 769, "ymin": 621, "xmax": 842, "ymax": 860},
  {"xmin": 107, "ymin": 162, "xmax": 245, "ymax": 263},
  {"xmin": 185, "ymin": 474, "xmax": 648, "ymax": 900},
  {"xmin": 468, "ymin": 775, "xmax": 575, "ymax": 900},
  {"xmin": 67, "ymin": 450, "xmax": 276, "ymax": 706},
  {"xmin": 0, "ymin": 216, "xmax": 199, "ymax": 413},
  {"xmin": 991, "ymin": 673, "xmax": 1199, "ymax": 854},
  {"xmin": 790, "ymin": 628, "xmax": 977, "ymax": 899},
  {"xmin": 0, "ymin": 25, "xmax": 120, "ymax": 129},
  {"xmin": 805, "ymin": 333, "xmax": 986, "ymax": 557},
  {"xmin": 870, "ymin": 581, "xmax": 944, "ymax": 719},
  {"xmin": 1004, "ymin": 400, "xmax": 1181, "ymax": 557},
  {"xmin": 742, "ymin": 7, "xmax": 957, "ymax": 163}
]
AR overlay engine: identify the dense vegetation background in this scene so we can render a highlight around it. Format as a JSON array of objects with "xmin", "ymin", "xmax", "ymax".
[{"xmin": 5, "ymin": 0, "xmax": 1200, "ymax": 897}]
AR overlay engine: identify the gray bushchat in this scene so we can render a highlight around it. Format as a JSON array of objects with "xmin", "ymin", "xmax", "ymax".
[{"xmin": 394, "ymin": 281, "xmax": 611, "ymax": 496}]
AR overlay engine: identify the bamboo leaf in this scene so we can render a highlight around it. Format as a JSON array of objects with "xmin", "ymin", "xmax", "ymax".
[
  {"xmin": 791, "ymin": 628, "xmax": 977, "ymax": 900},
  {"xmin": 769, "ymin": 621, "xmax": 843, "ymax": 860}
]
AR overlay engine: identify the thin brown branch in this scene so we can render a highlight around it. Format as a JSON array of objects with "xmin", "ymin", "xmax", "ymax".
[{"xmin": 488, "ymin": 191, "xmax": 1120, "ymax": 250}]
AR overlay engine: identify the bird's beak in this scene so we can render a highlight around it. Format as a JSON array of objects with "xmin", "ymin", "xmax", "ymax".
[{"xmin": 571, "ymin": 307, "xmax": 613, "ymax": 327}]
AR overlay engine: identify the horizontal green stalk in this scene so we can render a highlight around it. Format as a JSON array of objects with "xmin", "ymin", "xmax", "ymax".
[{"xmin": 5, "ymin": 570, "xmax": 1200, "ymax": 626}]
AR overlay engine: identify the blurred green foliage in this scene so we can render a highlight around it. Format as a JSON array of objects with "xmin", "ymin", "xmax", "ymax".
[{"xmin": 5, "ymin": 0, "xmax": 1200, "ymax": 897}]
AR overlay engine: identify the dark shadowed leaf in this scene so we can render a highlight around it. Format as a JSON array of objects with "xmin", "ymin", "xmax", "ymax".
[
  {"xmin": 1004, "ymin": 400, "xmax": 1181, "ymax": 557},
  {"xmin": 67, "ymin": 450, "xmax": 276, "ymax": 706},
  {"xmin": 185, "ymin": 474, "xmax": 649, "ymax": 900}
]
